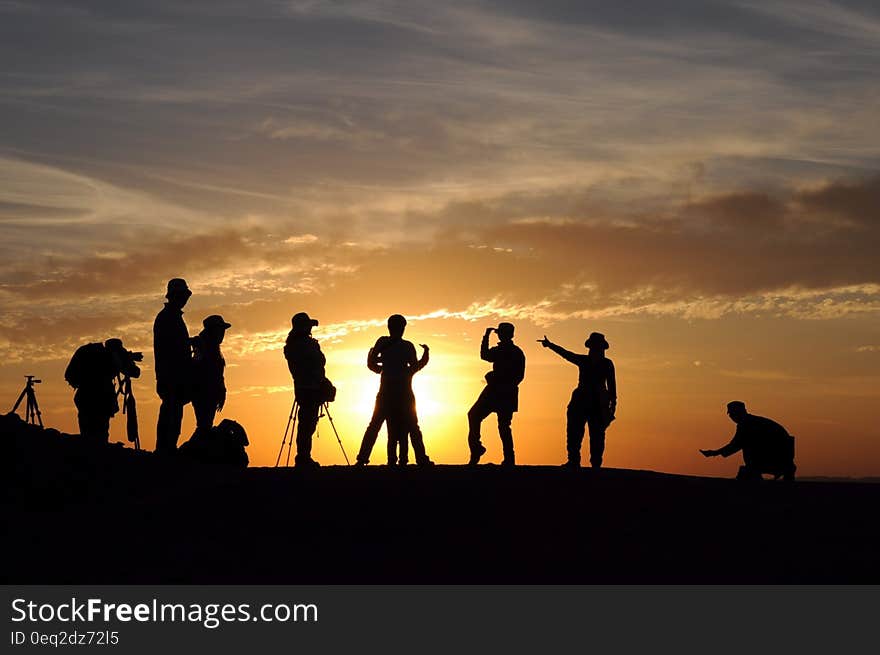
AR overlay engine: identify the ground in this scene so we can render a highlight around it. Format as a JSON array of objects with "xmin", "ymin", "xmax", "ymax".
[{"xmin": 3, "ymin": 414, "xmax": 879, "ymax": 583}]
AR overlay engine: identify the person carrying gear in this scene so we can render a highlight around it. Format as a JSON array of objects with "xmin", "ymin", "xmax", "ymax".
[
  {"xmin": 191, "ymin": 314, "xmax": 231, "ymax": 436},
  {"xmin": 283, "ymin": 312, "xmax": 327, "ymax": 468},
  {"xmin": 153, "ymin": 278, "xmax": 194, "ymax": 454},
  {"xmin": 467, "ymin": 323, "xmax": 526, "ymax": 466},
  {"xmin": 701, "ymin": 401, "xmax": 796, "ymax": 480},
  {"xmin": 539, "ymin": 331, "xmax": 616, "ymax": 468},
  {"xmin": 65, "ymin": 338, "xmax": 141, "ymax": 444}
]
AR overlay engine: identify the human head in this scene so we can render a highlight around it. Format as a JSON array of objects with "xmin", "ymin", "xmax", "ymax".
[
  {"xmin": 291, "ymin": 312, "xmax": 319, "ymax": 335},
  {"xmin": 496, "ymin": 322, "xmax": 515, "ymax": 342},
  {"xmin": 165, "ymin": 278, "xmax": 192, "ymax": 308},
  {"xmin": 387, "ymin": 314, "xmax": 406, "ymax": 339},
  {"xmin": 726, "ymin": 401, "xmax": 748, "ymax": 423},
  {"xmin": 202, "ymin": 314, "xmax": 231, "ymax": 344},
  {"xmin": 584, "ymin": 331, "xmax": 609, "ymax": 352}
]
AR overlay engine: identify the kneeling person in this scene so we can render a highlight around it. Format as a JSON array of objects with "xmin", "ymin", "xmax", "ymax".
[{"xmin": 701, "ymin": 401, "xmax": 796, "ymax": 480}]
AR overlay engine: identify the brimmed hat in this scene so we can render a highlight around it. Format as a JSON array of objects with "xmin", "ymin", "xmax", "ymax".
[
  {"xmin": 497, "ymin": 322, "xmax": 515, "ymax": 337},
  {"xmin": 166, "ymin": 278, "xmax": 192, "ymax": 299},
  {"xmin": 203, "ymin": 314, "xmax": 231, "ymax": 331},
  {"xmin": 585, "ymin": 332, "xmax": 609, "ymax": 349},
  {"xmin": 291, "ymin": 312, "xmax": 319, "ymax": 329}
]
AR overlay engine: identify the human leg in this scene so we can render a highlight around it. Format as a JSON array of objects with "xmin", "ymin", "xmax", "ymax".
[
  {"xmin": 156, "ymin": 394, "xmax": 184, "ymax": 454},
  {"xmin": 356, "ymin": 395, "xmax": 385, "ymax": 465},
  {"xmin": 565, "ymin": 397, "xmax": 587, "ymax": 467},
  {"xmin": 586, "ymin": 417, "xmax": 606, "ymax": 468},
  {"xmin": 295, "ymin": 398, "xmax": 321, "ymax": 466},
  {"xmin": 467, "ymin": 387, "xmax": 494, "ymax": 464},
  {"xmin": 497, "ymin": 411, "xmax": 515, "ymax": 465}
]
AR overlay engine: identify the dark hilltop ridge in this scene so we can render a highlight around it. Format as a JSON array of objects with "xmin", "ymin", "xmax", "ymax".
[{"xmin": 3, "ymin": 413, "xmax": 879, "ymax": 584}]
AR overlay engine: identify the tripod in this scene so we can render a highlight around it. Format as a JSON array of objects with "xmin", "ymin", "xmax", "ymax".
[
  {"xmin": 275, "ymin": 399, "xmax": 350, "ymax": 467},
  {"xmin": 116, "ymin": 374, "xmax": 140, "ymax": 451},
  {"xmin": 11, "ymin": 375, "xmax": 43, "ymax": 427}
]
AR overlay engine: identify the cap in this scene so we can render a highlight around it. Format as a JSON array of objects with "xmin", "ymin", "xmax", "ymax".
[
  {"xmin": 291, "ymin": 312, "xmax": 319, "ymax": 329},
  {"xmin": 203, "ymin": 314, "xmax": 232, "ymax": 331}
]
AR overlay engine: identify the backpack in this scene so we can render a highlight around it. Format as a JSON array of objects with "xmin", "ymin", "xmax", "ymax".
[{"xmin": 64, "ymin": 343, "xmax": 106, "ymax": 389}]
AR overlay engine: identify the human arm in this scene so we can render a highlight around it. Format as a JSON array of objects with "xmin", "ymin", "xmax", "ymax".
[
  {"xmin": 701, "ymin": 430, "xmax": 742, "ymax": 458},
  {"xmin": 480, "ymin": 328, "xmax": 495, "ymax": 362},
  {"xmin": 537, "ymin": 336, "xmax": 581, "ymax": 364},
  {"xmin": 607, "ymin": 360, "xmax": 617, "ymax": 415},
  {"xmin": 413, "ymin": 344, "xmax": 430, "ymax": 373},
  {"xmin": 367, "ymin": 347, "xmax": 382, "ymax": 374}
]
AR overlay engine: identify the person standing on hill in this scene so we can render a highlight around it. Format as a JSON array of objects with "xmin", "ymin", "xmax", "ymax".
[
  {"xmin": 153, "ymin": 278, "xmax": 194, "ymax": 454},
  {"xmin": 191, "ymin": 314, "xmax": 231, "ymax": 436},
  {"xmin": 283, "ymin": 312, "xmax": 327, "ymax": 468},
  {"xmin": 467, "ymin": 322, "xmax": 526, "ymax": 466},
  {"xmin": 539, "ymin": 331, "xmax": 616, "ymax": 468},
  {"xmin": 355, "ymin": 314, "xmax": 430, "ymax": 467}
]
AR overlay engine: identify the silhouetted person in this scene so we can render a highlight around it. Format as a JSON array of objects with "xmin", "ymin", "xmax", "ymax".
[
  {"xmin": 153, "ymin": 278, "xmax": 194, "ymax": 454},
  {"xmin": 701, "ymin": 401, "xmax": 797, "ymax": 481},
  {"xmin": 283, "ymin": 312, "xmax": 326, "ymax": 468},
  {"xmin": 355, "ymin": 314, "xmax": 430, "ymax": 466},
  {"xmin": 191, "ymin": 315, "xmax": 231, "ymax": 436},
  {"xmin": 540, "ymin": 331, "xmax": 616, "ymax": 468},
  {"xmin": 64, "ymin": 339, "xmax": 141, "ymax": 443},
  {"xmin": 468, "ymin": 323, "xmax": 526, "ymax": 466}
]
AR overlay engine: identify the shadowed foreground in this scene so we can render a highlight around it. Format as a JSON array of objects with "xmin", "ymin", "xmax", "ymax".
[{"xmin": 3, "ymin": 415, "xmax": 879, "ymax": 584}]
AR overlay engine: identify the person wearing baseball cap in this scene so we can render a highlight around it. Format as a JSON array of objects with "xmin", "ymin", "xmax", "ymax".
[
  {"xmin": 191, "ymin": 315, "xmax": 232, "ymax": 436},
  {"xmin": 700, "ymin": 401, "xmax": 796, "ymax": 480},
  {"xmin": 153, "ymin": 278, "xmax": 194, "ymax": 454},
  {"xmin": 467, "ymin": 322, "xmax": 526, "ymax": 466},
  {"xmin": 539, "ymin": 330, "xmax": 616, "ymax": 468},
  {"xmin": 283, "ymin": 311, "xmax": 326, "ymax": 467}
]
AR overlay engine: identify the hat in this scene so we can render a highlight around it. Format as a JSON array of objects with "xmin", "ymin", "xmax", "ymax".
[
  {"xmin": 166, "ymin": 278, "xmax": 192, "ymax": 298},
  {"xmin": 584, "ymin": 332, "xmax": 609, "ymax": 350},
  {"xmin": 104, "ymin": 338, "xmax": 123, "ymax": 351},
  {"xmin": 291, "ymin": 312, "xmax": 319, "ymax": 329},
  {"xmin": 497, "ymin": 322, "xmax": 515, "ymax": 337},
  {"xmin": 727, "ymin": 401, "xmax": 747, "ymax": 413},
  {"xmin": 203, "ymin": 314, "xmax": 231, "ymax": 331}
]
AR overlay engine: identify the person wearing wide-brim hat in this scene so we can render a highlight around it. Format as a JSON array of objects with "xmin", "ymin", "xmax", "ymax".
[
  {"xmin": 538, "ymin": 331, "xmax": 617, "ymax": 468},
  {"xmin": 191, "ymin": 314, "xmax": 232, "ymax": 437},
  {"xmin": 282, "ymin": 312, "xmax": 326, "ymax": 468},
  {"xmin": 153, "ymin": 278, "xmax": 194, "ymax": 454}
]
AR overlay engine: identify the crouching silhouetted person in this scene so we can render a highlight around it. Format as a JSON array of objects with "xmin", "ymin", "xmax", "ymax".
[
  {"xmin": 701, "ymin": 401, "xmax": 796, "ymax": 481},
  {"xmin": 191, "ymin": 315, "xmax": 231, "ymax": 436},
  {"xmin": 64, "ymin": 339, "xmax": 142, "ymax": 444},
  {"xmin": 154, "ymin": 278, "xmax": 194, "ymax": 454},
  {"xmin": 467, "ymin": 323, "xmax": 525, "ymax": 466},
  {"xmin": 540, "ymin": 331, "xmax": 616, "ymax": 468},
  {"xmin": 283, "ymin": 312, "xmax": 326, "ymax": 468}
]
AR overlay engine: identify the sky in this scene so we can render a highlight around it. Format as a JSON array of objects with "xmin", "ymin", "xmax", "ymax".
[{"xmin": 1, "ymin": 0, "xmax": 878, "ymax": 476}]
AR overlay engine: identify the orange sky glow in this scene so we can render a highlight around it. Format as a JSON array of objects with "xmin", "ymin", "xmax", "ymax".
[{"xmin": 1, "ymin": 1, "xmax": 879, "ymax": 477}]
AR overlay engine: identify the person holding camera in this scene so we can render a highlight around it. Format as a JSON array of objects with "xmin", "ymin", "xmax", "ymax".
[
  {"xmin": 191, "ymin": 314, "xmax": 232, "ymax": 436},
  {"xmin": 153, "ymin": 278, "xmax": 194, "ymax": 454},
  {"xmin": 64, "ymin": 339, "xmax": 142, "ymax": 444},
  {"xmin": 467, "ymin": 323, "xmax": 526, "ymax": 466},
  {"xmin": 355, "ymin": 314, "xmax": 432, "ymax": 467},
  {"xmin": 539, "ymin": 331, "xmax": 616, "ymax": 468},
  {"xmin": 283, "ymin": 312, "xmax": 332, "ymax": 468}
]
